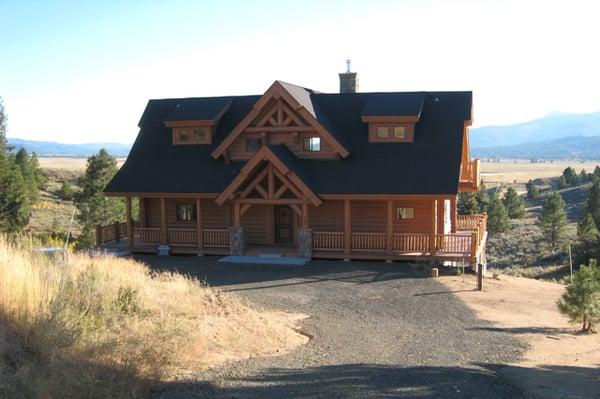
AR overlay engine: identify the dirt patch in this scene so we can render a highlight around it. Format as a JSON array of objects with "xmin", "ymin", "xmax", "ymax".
[{"xmin": 441, "ymin": 274, "xmax": 600, "ymax": 398}]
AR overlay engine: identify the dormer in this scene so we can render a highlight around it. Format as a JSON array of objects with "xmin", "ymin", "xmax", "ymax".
[
  {"xmin": 361, "ymin": 92, "xmax": 425, "ymax": 143},
  {"xmin": 164, "ymin": 98, "xmax": 231, "ymax": 145}
]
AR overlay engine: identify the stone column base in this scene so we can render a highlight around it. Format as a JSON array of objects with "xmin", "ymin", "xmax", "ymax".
[
  {"xmin": 157, "ymin": 245, "xmax": 170, "ymax": 256},
  {"xmin": 229, "ymin": 226, "xmax": 246, "ymax": 256},
  {"xmin": 297, "ymin": 228, "xmax": 313, "ymax": 259}
]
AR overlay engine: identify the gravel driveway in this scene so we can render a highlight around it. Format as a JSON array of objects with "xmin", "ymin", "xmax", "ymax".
[{"xmin": 143, "ymin": 257, "xmax": 530, "ymax": 398}]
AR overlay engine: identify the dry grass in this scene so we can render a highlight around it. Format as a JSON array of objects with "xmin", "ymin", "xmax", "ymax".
[
  {"xmin": 37, "ymin": 157, "xmax": 126, "ymax": 170},
  {"xmin": 0, "ymin": 238, "xmax": 307, "ymax": 398}
]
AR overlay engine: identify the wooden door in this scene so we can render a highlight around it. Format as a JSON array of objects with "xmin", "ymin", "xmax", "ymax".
[{"xmin": 275, "ymin": 206, "xmax": 293, "ymax": 244}]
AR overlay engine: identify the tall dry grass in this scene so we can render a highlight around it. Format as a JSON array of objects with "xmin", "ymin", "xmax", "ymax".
[{"xmin": 0, "ymin": 237, "xmax": 306, "ymax": 398}]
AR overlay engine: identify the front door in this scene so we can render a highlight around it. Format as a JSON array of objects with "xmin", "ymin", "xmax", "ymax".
[{"xmin": 275, "ymin": 206, "xmax": 292, "ymax": 244}]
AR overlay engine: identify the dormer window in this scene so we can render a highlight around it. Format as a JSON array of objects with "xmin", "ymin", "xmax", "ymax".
[
  {"xmin": 172, "ymin": 126, "xmax": 211, "ymax": 145},
  {"xmin": 303, "ymin": 137, "xmax": 321, "ymax": 152},
  {"xmin": 245, "ymin": 137, "xmax": 262, "ymax": 153},
  {"xmin": 367, "ymin": 122, "xmax": 415, "ymax": 143}
]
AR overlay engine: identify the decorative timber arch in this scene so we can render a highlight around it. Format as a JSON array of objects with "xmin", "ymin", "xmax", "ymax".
[
  {"xmin": 211, "ymin": 81, "xmax": 349, "ymax": 160},
  {"xmin": 216, "ymin": 145, "xmax": 321, "ymax": 226}
]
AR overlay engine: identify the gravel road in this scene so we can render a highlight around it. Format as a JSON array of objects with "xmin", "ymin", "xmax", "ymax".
[{"xmin": 144, "ymin": 257, "xmax": 531, "ymax": 398}]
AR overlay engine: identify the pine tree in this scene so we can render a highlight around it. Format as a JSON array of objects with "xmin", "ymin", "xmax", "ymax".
[
  {"xmin": 585, "ymin": 178, "xmax": 600, "ymax": 229},
  {"xmin": 457, "ymin": 192, "xmax": 479, "ymax": 215},
  {"xmin": 538, "ymin": 192, "xmax": 567, "ymax": 248},
  {"xmin": 487, "ymin": 192, "xmax": 511, "ymax": 234},
  {"xmin": 580, "ymin": 169, "xmax": 589, "ymax": 183},
  {"xmin": 558, "ymin": 175, "xmax": 568, "ymax": 189},
  {"xmin": 14, "ymin": 148, "xmax": 40, "ymax": 203},
  {"xmin": 557, "ymin": 260, "xmax": 600, "ymax": 332},
  {"xmin": 503, "ymin": 187, "xmax": 526, "ymax": 219},
  {"xmin": 0, "ymin": 97, "xmax": 32, "ymax": 232},
  {"xmin": 573, "ymin": 212, "xmax": 600, "ymax": 267},
  {"xmin": 476, "ymin": 184, "xmax": 490, "ymax": 214},
  {"xmin": 525, "ymin": 179, "xmax": 539, "ymax": 200},
  {"xmin": 563, "ymin": 167, "xmax": 579, "ymax": 186},
  {"xmin": 59, "ymin": 179, "xmax": 75, "ymax": 201},
  {"xmin": 75, "ymin": 149, "xmax": 125, "ymax": 247},
  {"xmin": 594, "ymin": 165, "xmax": 600, "ymax": 179}
]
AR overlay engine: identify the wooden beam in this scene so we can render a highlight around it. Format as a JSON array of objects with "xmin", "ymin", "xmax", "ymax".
[
  {"xmin": 267, "ymin": 163, "xmax": 274, "ymax": 197},
  {"xmin": 386, "ymin": 200, "xmax": 393, "ymax": 257},
  {"xmin": 196, "ymin": 198, "xmax": 203, "ymax": 251},
  {"xmin": 241, "ymin": 203, "xmax": 252, "ymax": 216},
  {"xmin": 451, "ymin": 196, "xmax": 457, "ymax": 233},
  {"xmin": 160, "ymin": 197, "xmax": 167, "ymax": 244},
  {"xmin": 290, "ymin": 204, "xmax": 302, "ymax": 216},
  {"xmin": 126, "ymin": 196, "xmax": 133, "ymax": 250},
  {"xmin": 430, "ymin": 199, "xmax": 437, "ymax": 254},
  {"xmin": 234, "ymin": 202, "xmax": 241, "ymax": 227},
  {"xmin": 277, "ymin": 99, "xmax": 283, "ymax": 126},
  {"xmin": 302, "ymin": 203, "xmax": 309, "ymax": 229},
  {"xmin": 344, "ymin": 200, "xmax": 351, "ymax": 256},
  {"xmin": 274, "ymin": 184, "xmax": 288, "ymax": 199},
  {"xmin": 238, "ymin": 198, "xmax": 307, "ymax": 205},
  {"xmin": 244, "ymin": 126, "xmax": 315, "ymax": 133},
  {"xmin": 254, "ymin": 183, "xmax": 269, "ymax": 199},
  {"xmin": 239, "ymin": 168, "xmax": 268, "ymax": 200}
]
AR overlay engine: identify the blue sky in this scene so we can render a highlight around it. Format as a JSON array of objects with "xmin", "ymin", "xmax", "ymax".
[{"xmin": 1, "ymin": 0, "xmax": 599, "ymax": 143}]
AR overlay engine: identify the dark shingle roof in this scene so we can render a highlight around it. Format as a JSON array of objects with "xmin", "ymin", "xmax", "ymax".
[
  {"xmin": 105, "ymin": 89, "xmax": 471, "ymax": 195},
  {"xmin": 164, "ymin": 97, "xmax": 232, "ymax": 121},
  {"xmin": 361, "ymin": 92, "xmax": 426, "ymax": 117}
]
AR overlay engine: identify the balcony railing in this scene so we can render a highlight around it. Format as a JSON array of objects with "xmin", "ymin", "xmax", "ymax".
[{"xmin": 459, "ymin": 159, "xmax": 480, "ymax": 192}]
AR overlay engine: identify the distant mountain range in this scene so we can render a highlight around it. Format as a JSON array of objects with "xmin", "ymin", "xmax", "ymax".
[
  {"xmin": 7, "ymin": 110, "xmax": 600, "ymax": 159},
  {"xmin": 471, "ymin": 111, "xmax": 600, "ymax": 159},
  {"xmin": 7, "ymin": 138, "xmax": 131, "ymax": 157}
]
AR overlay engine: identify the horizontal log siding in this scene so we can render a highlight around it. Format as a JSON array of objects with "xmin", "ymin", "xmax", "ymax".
[
  {"xmin": 309, "ymin": 201, "xmax": 343, "ymax": 231},
  {"xmin": 392, "ymin": 200, "xmax": 434, "ymax": 234},
  {"xmin": 144, "ymin": 198, "xmax": 230, "ymax": 229},
  {"xmin": 229, "ymin": 132, "xmax": 337, "ymax": 161},
  {"xmin": 241, "ymin": 205, "xmax": 272, "ymax": 245},
  {"xmin": 351, "ymin": 201, "xmax": 387, "ymax": 232}
]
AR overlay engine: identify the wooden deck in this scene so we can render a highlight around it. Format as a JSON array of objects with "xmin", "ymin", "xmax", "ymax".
[{"xmin": 97, "ymin": 214, "xmax": 486, "ymax": 263}]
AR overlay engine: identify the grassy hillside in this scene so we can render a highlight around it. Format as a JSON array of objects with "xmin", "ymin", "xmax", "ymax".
[
  {"xmin": 0, "ymin": 239, "xmax": 306, "ymax": 398},
  {"xmin": 473, "ymin": 136, "xmax": 600, "ymax": 160}
]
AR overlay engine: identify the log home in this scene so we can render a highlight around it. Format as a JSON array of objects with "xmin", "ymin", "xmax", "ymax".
[{"xmin": 100, "ymin": 69, "xmax": 486, "ymax": 265}]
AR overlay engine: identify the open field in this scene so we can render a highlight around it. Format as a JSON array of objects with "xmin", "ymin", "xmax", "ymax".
[
  {"xmin": 441, "ymin": 274, "xmax": 600, "ymax": 399},
  {"xmin": 481, "ymin": 159, "xmax": 600, "ymax": 186},
  {"xmin": 38, "ymin": 156, "xmax": 126, "ymax": 170}
]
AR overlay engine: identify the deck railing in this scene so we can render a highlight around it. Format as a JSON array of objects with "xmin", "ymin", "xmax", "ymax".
[
  {"xmin": 460, "ymin": 159, "xmax": 480, "ymax": 190},
  {"xmin": 393, "ymin": 233, "xmax": 430, "ymax": 252},
  {"xmin": 433, "ymin": 234, "xmax": 472, "ymax": 254},
  {"xmin": 203, "ymin": 229, "xmax": 229, "ymax": 248},
  {"xmin": 96, "ymin": 221, "xmax": 128, "ymax": 245},
  {"xmin": 133, "ymin": 227, "xmax": 161, "ymax": 246},
  {"xmin": 313, "ymin": 231, "xmax": 344, "ymax": 251},
  {"xmin": 351, "ymin": 232, "xmax": 387, "ymax": 252},
  {"xmin": 168, "ymin": 228, "xmax": 197, "ymax": 247}
]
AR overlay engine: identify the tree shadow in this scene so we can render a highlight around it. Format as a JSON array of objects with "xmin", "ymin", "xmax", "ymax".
[
  {"xmin": 135, "ymin": 255, "xmax": 430, "ymax": 290},
  {"xmin": 150, "ymin": 363, "xmax": 534, "ymax": 399}
]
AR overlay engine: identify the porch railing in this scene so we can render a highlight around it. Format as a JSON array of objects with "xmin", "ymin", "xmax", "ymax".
[
  {"xmin": 393, "ymin": 233, "xmax": 430, "ymax": 252},
  {"xmin": 460, "ymin": 159, "xmax": 480, "ymax": 190},
  {"xmin": 168, "ymin": 228, "xmax": 197, "ymax": 247},
  {"xmin": 313, "ymin": 231, "xmax": 344, "ymax": 251},
  {"xmin": 203, "ymin": 229, "xmax": 229, "ymax": 248},
  {"xmin": 351, "ymin": 232, "xmax": 387, "ymax": 252},
  {"xmin": 96, "ymin": 221, "xmax": 128, "ymax": 246},
  {"xmin": 133, "ymin": 227, "xmax": 160, "ymax": 246}
]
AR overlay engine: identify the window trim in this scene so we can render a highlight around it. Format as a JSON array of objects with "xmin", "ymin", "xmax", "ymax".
[
  {"xmin": 245, "ymin": 136, "xmax": 263, "ymax": 153},
  {"xmin": 176, "ymin": 203, "xmax": 196, "ymax": 222},
  {"xmin": 396, "ymin": 207, "xmax": 415, "ymax": 220},
  {"xmin": 172, "ymin": 126, "xmax": 212, "ymax": 145},
  {"xmin": 303, "ymin": 136, "xmax": 321, "ymax": 152}
]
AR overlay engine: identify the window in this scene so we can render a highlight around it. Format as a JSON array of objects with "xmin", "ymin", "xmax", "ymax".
[
  {"xmin": 193, "ymin": 127, "xmax": 207, "ymax": 142},
  {"xmin": 303, "ymin": 137, "xmax": 321, "ymax": 152},
  {"xmin": 245, "ymin": 137, "xmax": 262, "ymax": 152},
  {"xmin": 178, "ymin": 129, "xmax": 190, "ymax": 142},
  {"xmin": 393, "ymin": 126, "xmax": 406, "ymax": 138},
  {"xmin": 377, "ymin": 126, "xmax": 389, "ymax": 138},
  {"xmin": 176, "ymin": 204, "xmax": 195, "ymax": 222},
  {"xmin": 396, "ymin": 207, "xmax": 414, "ymax": 220}
]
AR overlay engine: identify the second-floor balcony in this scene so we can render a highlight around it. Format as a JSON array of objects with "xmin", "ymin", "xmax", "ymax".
[{"xmin": 459, "ymin": 159, "xmax": 480, "ymax": 192}]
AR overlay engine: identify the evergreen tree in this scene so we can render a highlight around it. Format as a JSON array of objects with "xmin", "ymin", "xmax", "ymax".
[
  {"xmin": 14, "ymin": 148, "xmax": 40, "ymax": 203},
  {"xmin": 557, "ymin": 175, "xmax": 568, "ymax": 189},
  {"xmin": 487, "ymin": 192, "xmax": 511, "ymax": 234},
  {"xmin": 585, "ymin": 178, "xmax": 600, "ymax": 229},
  {"xmin": 594, "ymin": 165, "xmax": 600, "ymax": 179},
  {"xmin": 75, "ymin": 149, "xmax": 124, "ymax": 247},
  {"xmin": 573, "ymin": 212, "xmax": 600, "ymax": 267},
  {"xmin": 0, "ymin": 97, "xmax": 32, "ymax": 232},
  {"xmin": 457, "ymin": 192, "xmax": 479, "ymax": 215},
  {"xmin": 563, "ymin": 167, "xmax": 579, "ymax": 186},
  {"xmin": 58, "ymin": 179, "xmax": 75, "ymax": 201},
  {"xmin": 476, "ymin": 184, "xmax": 490, "ymax": 214},
  {"xmin": 502, "ymin": 187, "xmax": 526, "ymax": 219},
  {"xmin": 538, "ymin": 192, "xmax": 567, "ymax": 248},
  {"xmin": 580, "ymin": 169, "xmax": 590, "ymax": 183},
  {"xmin": 557, "ymin": 260, "xmax": 600, "ymax": 332},
  {"xmin": 525, "ymin": 179, "xmax": 539, "ymax": 200}
]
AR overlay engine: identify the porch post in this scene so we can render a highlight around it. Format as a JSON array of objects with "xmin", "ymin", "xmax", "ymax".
[
  {"xmin": 160, "ymin": 197, "xmax": 167, "ymax": 244},
  {"xmin": 234, "ymin": 202, "xmax": 241, "ymax": 227},
  {"xmin": 430, "ymin": 199, "xmax": 438, "ymax": 254},
  {"xmin": 196, "ymin": 198, "xmax": 203, "ymax": 254},
  {"xmin": 126, "ymin": 196, "xmax": 133, "ymax": 250},
  {"xmin": 302, "ymin": 203, "xmax": 309, "ymax": 229},
  {"xmin": 229, "ymin": 202, "xmax": 245, "ymax": 256},
  {"xmin": 386, "ymin": 200, "xmax": 393, "ymax": 260},
  {"xmin": 344, "ymin": 200, "xmax": 351, "ymax": 259},
  {"xmin": 451, "ymin": 195, "xmax": 458, "ymax": 233}
]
